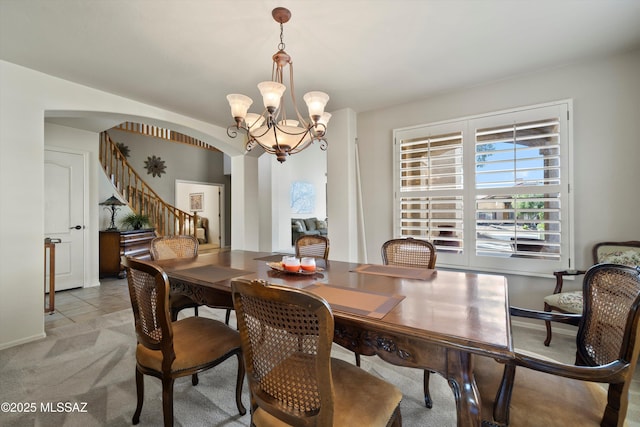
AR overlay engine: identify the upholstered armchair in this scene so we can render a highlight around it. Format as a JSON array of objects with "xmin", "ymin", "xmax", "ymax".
[{"xmin": 543, "ymin": 240, "xmax": 640, "ymax": 345}]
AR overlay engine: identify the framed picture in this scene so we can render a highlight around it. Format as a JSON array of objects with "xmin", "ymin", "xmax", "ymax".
[
  {"xmin": 189, "ymin": 192, "xmax": 204, "ymax": 212},
  {"xmin": 290, "ymin": 181, "xmax": 315, "ymax": 214}
]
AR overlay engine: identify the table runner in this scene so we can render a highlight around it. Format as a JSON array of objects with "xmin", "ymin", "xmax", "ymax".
[
  {"xmin": 353, "ymin": 264, "xmax": 435, "ymax": 280},
  {"xmin": 171, "ymin": 264, "xmax": 253, "ymax": 283},
  {"xmin": 304, "ymin": 284, "xmax": 404, "ymax": 319}
]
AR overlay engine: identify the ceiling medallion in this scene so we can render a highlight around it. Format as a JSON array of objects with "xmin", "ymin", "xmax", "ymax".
[
  {"xmin": 144, "ymin": 155, "xmax": 166, "ymax": 178},
  {"xmin": 226, "ymin": 7, "xmax": 330, "ymax": 163}
]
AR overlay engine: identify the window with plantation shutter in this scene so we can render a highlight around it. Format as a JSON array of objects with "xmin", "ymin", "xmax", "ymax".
[
  {"xmin": 397, "ymin": 126, "xmax": 464, "ymax": 252},
  {"xmin": 393, "ymin": 101, "xmax": 573, "ymax": 275}
]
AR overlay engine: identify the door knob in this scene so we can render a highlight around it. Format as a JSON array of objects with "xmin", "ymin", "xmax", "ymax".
[{"xmin": 70, "ymin": 225, "xmax": 83, "ymax": 230}]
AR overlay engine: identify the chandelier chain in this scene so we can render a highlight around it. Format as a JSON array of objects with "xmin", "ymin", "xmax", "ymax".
[{"xmin": 278, "ymin": 22, "xmax": 285, "ymax": 51}]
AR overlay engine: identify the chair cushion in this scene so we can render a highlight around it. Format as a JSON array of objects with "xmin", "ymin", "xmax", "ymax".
[
  {"xmin": 136, "ymin": 316, "xmax": 240, "ymax": 375},
  {"xmin": 252, "ymin": 358, "xmax": 402, "ymax": 426},
  {"xmin": 543, "ymin": 291, "xmax": 583, "ymax": 313},
  {"xmin": 474, "ymin": 354, "xmax": 613, "ymax": 427}
]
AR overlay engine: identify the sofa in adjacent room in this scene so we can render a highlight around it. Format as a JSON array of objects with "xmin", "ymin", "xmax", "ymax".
[{"xmin": 291, "ymin": 217, "xmax": 328, "ymax": 245}]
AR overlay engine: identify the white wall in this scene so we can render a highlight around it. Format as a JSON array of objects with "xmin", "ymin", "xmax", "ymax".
[
  {"xmin": 257, "ymin": 108, "xmax": 358, "ymax": 260},
  {"xmin": 327, "ymin": 108, "xmax": 359, "ymax": 262},
  {"xmin": 230, "ymin": 155, "xmax": 260, "ymax": 251},
  {"xmin": 357, "ymin": 48, "xmax": 640, "ymax": 321},
  {"xmin": 265, "ymin": 143, "xmax": 328, "ymax": 251},
  {"xmin": 0, "ymin": 60, "xmax": 254, "ymax": 350}
]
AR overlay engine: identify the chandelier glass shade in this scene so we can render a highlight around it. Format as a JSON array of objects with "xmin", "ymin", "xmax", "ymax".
[{"xmin": 226, "ymin": 7, "xmax": 330, "ymax": 163}]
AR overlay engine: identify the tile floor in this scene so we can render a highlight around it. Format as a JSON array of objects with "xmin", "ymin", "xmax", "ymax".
[
  {"xmin": 45, "ymin": 247, "xmax": 233, "ymax": 330},
  {"xmin": 44, "ymin": 277, "xmax": 131, "ymax": 330}
]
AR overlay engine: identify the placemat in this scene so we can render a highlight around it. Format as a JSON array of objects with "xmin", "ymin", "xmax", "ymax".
[
  {"xmin": 253, "ymin": 254, "xmax": 291, "ymax": 262},
  {"xmin": 353, "ymin": 264, "xmax": 435, "ymax": 280},
  {"xmin": 304, "ymin": 284, "xmax": 404, "ymax": 319},
  {"xmin": 171, "ymin": 264, "xmax": 253, "ymax": 283}
]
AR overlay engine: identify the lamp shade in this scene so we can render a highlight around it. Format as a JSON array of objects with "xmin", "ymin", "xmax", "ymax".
[
  {"xmin": 258, "ymin": 81, "xmax": 286, "ymax": 110},
  {"xmin": 253, "ymin": 122, "xmax": 311, "ymax": 149},
  {"xmin": 99, "ymin": 195, "xmax": 126, "ymax": 206},
  {"xmin": 244, "ymin": 113, "xmax": 265, "ymax": 129},
  {"xmin": 317, "ymin": 112, "xmax": 332, "ymax": 127},
  {"xmin": 227, "ymin": 94, "xmax": 253, "ymax": 119},
  {"xmin": 303, "ymin": 91, "xmax": 330, "ymax": 119}
]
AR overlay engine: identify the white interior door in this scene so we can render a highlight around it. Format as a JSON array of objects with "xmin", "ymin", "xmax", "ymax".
[{"xmin": 45, "ymin": 149, "xmax": 86, "ymax": 291}]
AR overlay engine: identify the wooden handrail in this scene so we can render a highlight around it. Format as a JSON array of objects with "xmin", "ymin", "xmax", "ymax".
[
  {"xmin": 114, "ymin": 122, "xmax": 220, "ymax": 153},
  {"xmin": 99, "ymin": 132, "xmax": 198, "ymax": 237}
]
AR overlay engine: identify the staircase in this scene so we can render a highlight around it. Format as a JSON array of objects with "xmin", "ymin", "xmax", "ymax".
[{"xmin": 99, "ymin": 131, "xmax": 199, "ymax": 237}]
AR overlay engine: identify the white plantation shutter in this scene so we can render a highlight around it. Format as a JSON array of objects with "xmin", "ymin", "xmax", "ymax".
[
  {"xmin": 473, "ymin": 117, "xmax": 562, "ymax": 260},
  {"xmin": 396, "ymin": 126, "xmax": 464, "ymax": 252},
  {"xmin": 394, "ymin": 101, "xmax": 572, "ymax": 275}
]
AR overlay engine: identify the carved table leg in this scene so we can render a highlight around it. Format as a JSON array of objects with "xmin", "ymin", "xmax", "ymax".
[
  {"xmin": 493, "ymin": 363, "xmax": 515, "ymax": 425},
  {"xmin": 447, "ymin": 350, "xmax": 482, "ymax": 427}
]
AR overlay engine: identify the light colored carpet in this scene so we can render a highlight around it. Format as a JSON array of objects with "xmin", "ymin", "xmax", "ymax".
[
  {"xmin": 0, "ymin": 307, "xmax": 456, "ymax": 426},
  {"xmin": 2, "ymin": 307, "xmax": 638, "ymax": 426}
]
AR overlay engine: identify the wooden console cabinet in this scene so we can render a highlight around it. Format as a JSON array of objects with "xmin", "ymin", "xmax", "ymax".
[{"xmin": 99, "ymin": 229, "xmax": 156, "ymax": 278}]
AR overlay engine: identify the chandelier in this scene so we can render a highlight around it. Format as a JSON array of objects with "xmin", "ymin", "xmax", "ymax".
[{"xmin": 226, "ymin": 7, "xmax": 330, "ymax": 163}]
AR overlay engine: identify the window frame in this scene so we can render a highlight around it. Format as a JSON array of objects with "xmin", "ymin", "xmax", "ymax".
[{"xmin": 392, "ymin": 100, "xmax": 574, "ymax": 276}]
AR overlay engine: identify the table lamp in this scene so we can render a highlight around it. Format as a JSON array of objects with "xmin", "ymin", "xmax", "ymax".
[{"xmin": 99, "ymin": 195, "xmax": 126, "ymax": 231}]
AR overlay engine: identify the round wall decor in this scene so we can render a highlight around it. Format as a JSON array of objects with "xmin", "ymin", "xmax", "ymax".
[
  {"xmin": 144, "ymin": 155, "xmax": 166, "ymax": 177},
  {"xmin": 115, "ymin": 142, "xmax": 130, "ymax": 158}
]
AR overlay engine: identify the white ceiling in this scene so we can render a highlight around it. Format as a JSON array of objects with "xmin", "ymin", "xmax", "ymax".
[{"xmin": 2, "ymin": 0, "xmax": 640, "ymax": 130}]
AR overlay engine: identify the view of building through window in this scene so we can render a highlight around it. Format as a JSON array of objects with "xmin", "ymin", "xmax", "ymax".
[{"xmin": 394, "ymin": 101, "xmax": 571, "ymax": 273}]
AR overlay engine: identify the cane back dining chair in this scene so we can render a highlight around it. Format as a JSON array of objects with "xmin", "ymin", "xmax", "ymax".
[
  {"xmin": 231, "ymin": 279, "xmax": 403, "ymax": 427},
  {"xmin": 381, "ymin": 237, "xmax": 437, "ymax": 270},
  {"xmin": 294, "ymin": 234, "xmax": 330, "ymax": 260},
  {"xmin": 150, "ymin": 235, "xmax": 201, "ymax": 321},
  {"xmin": 543, "ymin": 240, "xmax": 640, "ymax": 346},
  {"xmin": 122, "ymin": 257, "xmax": 246, "ymax": 427},
  {"xmin": 379, "ymin": 237, "xmax": 437, "ymax": 408},
  {"xmin": 476, "ymin": 263, "xmax": 640, "ymax": 427},
  {"xmin": 150, "ymin": 235, "xmax": 231, "ymax": 324}
]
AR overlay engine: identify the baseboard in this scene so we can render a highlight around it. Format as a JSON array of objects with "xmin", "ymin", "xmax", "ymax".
[
  {"xmin": 511, "ymin": 318, "xmax": 577, "ymax": 337},
  {"xmin": 198, "ymin": 244, "xmax": 228, "ymax": 255},
  {"xmin": 198, "ymin": 242, "xmax": 219, "ymax": 249},
  {"xmin": 0, "ymin": 331, "xmax": 46, "ymax": 351}
]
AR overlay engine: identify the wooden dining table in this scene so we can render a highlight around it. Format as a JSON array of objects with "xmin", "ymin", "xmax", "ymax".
[{"xmin": 151, "ymin": 250, "xmax": 513, "ymax": 427}]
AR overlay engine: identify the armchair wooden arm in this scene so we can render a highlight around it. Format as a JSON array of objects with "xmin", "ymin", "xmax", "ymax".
[
  {"xmin": 478, "ymin": 264, "xmax": 640, "ymax": 427},
  {"xmin": 551, "ymin": 269, "xmax": 587, "ymax": 294},
  {"xmin": 512, "ymin": 353, "xmax": 630, "ymax": 383},
  {"xmin": 510, "ymin": 306, "xmax": 581, "ymax": 325}
]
